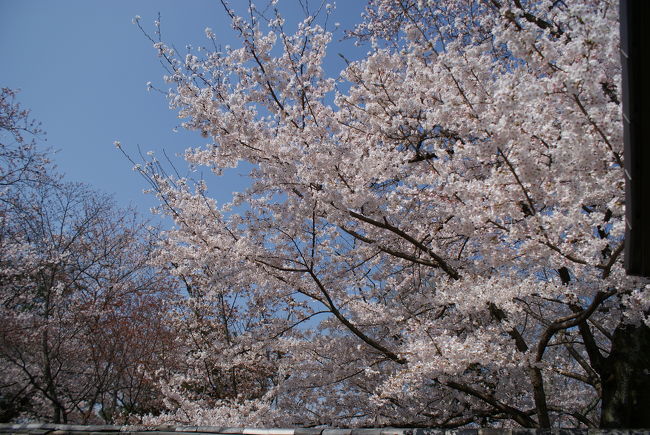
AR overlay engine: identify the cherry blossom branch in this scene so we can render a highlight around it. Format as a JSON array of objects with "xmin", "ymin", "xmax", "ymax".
[
  {"xmin": 339, "ymin": 225, "xmax": 440, "ymax": 268},
  {"xmin": 523, "ymin": 289, "xmax": 616, "ymax": 426},
  {"xmin": 572, "ymin": 94, "xmax": 623, "ymax": 167},
  {"xmin": 487, "ymin": 302, "xmax": 549, "ymax": 427},
  {"xmin": 496, "ymin": 147, "xmax": 537, "ymax": 216},
  {"xmin": 256, "ymin": 246, "xmax": 407, "ymax": 365},
  {"xmin": 488, "ymin": 303, "xmax": 529, "ymax": 352},
  {"xmin": 348, "ymin": 210, "xmax": 460, "ymax": 279},
  {"xmin": 596, "ymin": 241, "xmax": 624, "ymax": 279},
  {"xmin": 541, "ymin": 240, "xmax": 589, "ymax": 265},
  {"xmin": 547, "ymin": 406, "xmax": 596, "ymax": 428},
  {"xmin": 536, "ymin": 289, "xmax": 617, "ymax": 362},
  {"xmin": 445, "ymin": 381, "xmax": 537, "ymax": 427},
  {"xmin": 306, "ymin": 268, "xmax": 407, "ymax": 364},
  {"xmin": 268, "ymin": 310, "xmax": 330, "ymax": 340},
  {"xmin": 562, "ymin": 338, "xmax": 602, "ymax": 388},
  {"xmin": 571, "ymin": 309, "xmax": 606, "ymax": 374},
  {"xmin": 512, "ymin": 0, "xmax": 563, "ymax": 36}
]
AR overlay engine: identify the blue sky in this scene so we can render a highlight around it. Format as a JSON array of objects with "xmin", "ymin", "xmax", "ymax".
[{"xmin": 0, "ymin": 0, "xmax": 366, "ymax": 217}]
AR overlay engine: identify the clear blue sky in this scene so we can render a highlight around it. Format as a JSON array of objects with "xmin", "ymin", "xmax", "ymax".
[{"xmin": 0, "ymin": 1, "xmax": 366, "ymax": 216}]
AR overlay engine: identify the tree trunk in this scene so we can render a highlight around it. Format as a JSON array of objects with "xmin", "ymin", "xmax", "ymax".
[
  {"xmin": 600, "ymin": 323, "xmax": 650, "ymax": 428},
  {"xmin": 42, "ymin": 328, "xmax": 66, "ymax": 424}
]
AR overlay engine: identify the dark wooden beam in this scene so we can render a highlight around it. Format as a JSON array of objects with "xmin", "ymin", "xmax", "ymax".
[{"xmin": 621, "ymin": 0, "xmax": 650, "ymax": 277}]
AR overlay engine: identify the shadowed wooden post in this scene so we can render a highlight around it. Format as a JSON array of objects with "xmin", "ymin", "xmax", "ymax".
[
  {"xmin": 621, "ymin": 0, "xmax": 650, "ymax": 277},
  {"xmin": 596, "ymin": 5, "xmax": 650, "ymax": 427}
]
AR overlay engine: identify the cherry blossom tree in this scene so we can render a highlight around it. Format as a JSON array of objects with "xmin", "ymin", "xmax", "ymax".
[
  {"xmin": 1, "ymin": 88, "xmax": 54, "ymax": 422},
  {"xmin": 0, "ymin": 180, "xmax": 177, "ymax": 423},
  {"xmin": 0, "ymin": 88, "xmax": 50, "ymax": 198},
  {"xmin": 0, "ymin": 93, "xmax": 177, "ymax": 423},
  {"xmin": 137, "ymin": 0, "xmax": 648, "ymax": 428}
]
